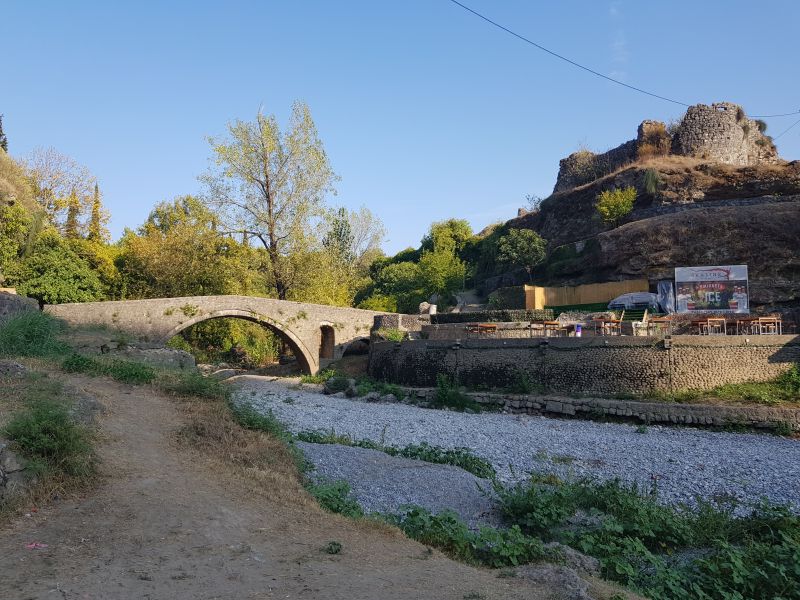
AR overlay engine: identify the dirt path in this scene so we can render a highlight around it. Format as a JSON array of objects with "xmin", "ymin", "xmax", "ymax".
[{"xmin": 0, "ymin": 375, "xmax": 561, "ymax": 600}]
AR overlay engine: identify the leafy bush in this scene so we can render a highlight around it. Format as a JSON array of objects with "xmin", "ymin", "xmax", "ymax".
[
  {"xmin": 0, "ymin": 311, "xmax": 67, "ymax": 357},
  {"xmin": 430, "ymin": 309, "xmax": 553, "ymax": 324},
  {"xmin": 3, "ymin": 400, "xmax": 94, "ymax": 477},
  {"xmin": 353, "ymin": 376, "xmax": 403, "ymax": 398},
  {"xmin": 307, "ymin": 480, "xmax": 364, "ymax": 518},
  {"xmin": 496, "ymin": 229, "xmax": 546, "ymax": 282},
  {"xmin": 596, "ymin": 187, "xmax": 636, "ymax": 225},
  {"xmin": 390, "ymin": 506, "xmax": 548, "ymax": 567},
  {"xmin": 325, "ymin": 376, "xmax": 351, "ymax": 394},
  {"xmin": 505, "ymin": 371, "xmax": 543, "ymax": 395}
]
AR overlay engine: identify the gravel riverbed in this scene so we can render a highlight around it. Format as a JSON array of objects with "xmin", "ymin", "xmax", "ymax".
[{"xmin": 232, "ymin": 376, "xmax": 800, "ymax": 510}]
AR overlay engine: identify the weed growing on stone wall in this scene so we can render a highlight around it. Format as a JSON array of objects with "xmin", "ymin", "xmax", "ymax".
[
  {"xmin": 374, "ymin": 327, "xmax": 407, "ymax": 342},
  {"xmin": 505, "ymin": 371, "xmax": 544, "ymax": 395},
  {"xmin": 433, "ymin": 374, "xmax": 484, "ymax": 412}
]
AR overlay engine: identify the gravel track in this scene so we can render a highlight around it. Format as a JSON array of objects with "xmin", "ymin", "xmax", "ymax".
[{"xmin": 233, "ymin": 376, "xmax": 800, "ymax": 509}]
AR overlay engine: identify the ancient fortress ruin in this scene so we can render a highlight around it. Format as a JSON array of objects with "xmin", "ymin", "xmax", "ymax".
[{"xmin": 553, "ymin": 102, "xmax": 781, "ymax": 193}]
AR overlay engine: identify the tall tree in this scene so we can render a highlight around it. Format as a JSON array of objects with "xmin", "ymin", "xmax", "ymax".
[
  {"xmin": 0, "ymin": 115, "xmax": 8, "ymax": 152},
  {"xmin": 87, "ymin": 183, "xmax": 110, "ymax": 242},
  {"xmin": 63, "ymin": 189, "xmax": 81, "ymax": 239},
  {"xmin": 323, "ymin": 207, "xmax": 355, "ymax": 263},
  {"xmin": 23, "ymin": 147, "xmax": 95, "ymax": 232},
  {"xmin": 201, "ymin": 101, "xmax": 337, "ymax": 299}
]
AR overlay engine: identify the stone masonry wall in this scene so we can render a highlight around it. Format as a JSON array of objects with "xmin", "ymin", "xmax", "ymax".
[
  {"xmin": 368, "ymin": 335, "xmax": 800, "ymax": 396},
  {"xmin": 673, "ymin": 102, "xmax": 779, "ymax": 166}
]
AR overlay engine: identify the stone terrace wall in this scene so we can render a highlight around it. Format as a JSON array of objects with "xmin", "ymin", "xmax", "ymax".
[{"xmin": 368, "ymin": 335, "xmax": 800, "ymax": 396}]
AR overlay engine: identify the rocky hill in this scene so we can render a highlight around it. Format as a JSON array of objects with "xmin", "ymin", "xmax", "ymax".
[{"xmin": 495, "ymin": 102, "xmax": 800, "ymax": 319}]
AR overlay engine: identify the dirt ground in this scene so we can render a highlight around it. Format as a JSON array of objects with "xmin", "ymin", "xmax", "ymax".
[{"xmin": 0, "ymin": 373, "xmax": 578, "ymax": 600}]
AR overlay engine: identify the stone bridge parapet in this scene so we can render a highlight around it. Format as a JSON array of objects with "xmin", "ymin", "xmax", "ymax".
[{"xmin": 45, "ymin": 295, "xmax": 391, "ymax": 374}]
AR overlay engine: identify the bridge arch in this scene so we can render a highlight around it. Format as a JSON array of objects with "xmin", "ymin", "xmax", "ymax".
[{"xmin": 161, "ymin": 309, "xmax": 316, "ymax": 374}]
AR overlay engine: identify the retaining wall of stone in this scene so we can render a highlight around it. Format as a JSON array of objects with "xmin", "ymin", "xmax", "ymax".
[
  {"xmin": 394, "ymin": 388, "xmax": 800, "ymax": 431},
  {"xmin": 368, "ymin": 335, "xmax": 800, "ymax": 396}
]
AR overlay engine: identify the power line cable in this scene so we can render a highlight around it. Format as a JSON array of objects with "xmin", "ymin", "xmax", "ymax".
[
  {"xmin": 773, "ymin": 117, "xmax": 800, "ymax": 140},
  {"xmin": 447, "ymin": 0, "xmax": 799, "ymax": 119}
]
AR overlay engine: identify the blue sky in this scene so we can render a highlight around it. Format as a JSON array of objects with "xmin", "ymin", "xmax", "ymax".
[{"xmin": 4, "ymin": 0, "xmax": 799, "ymax": 254}]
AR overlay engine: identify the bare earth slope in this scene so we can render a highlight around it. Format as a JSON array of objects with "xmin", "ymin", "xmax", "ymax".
[{"xmin": 0, "ymin": 375, "xmax": 559, "ymax": 600}]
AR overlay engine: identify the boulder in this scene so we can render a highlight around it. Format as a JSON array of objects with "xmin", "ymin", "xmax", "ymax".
[{"xmin": 0, "ymin": 360, "xmax": 27, "ymax": 378}]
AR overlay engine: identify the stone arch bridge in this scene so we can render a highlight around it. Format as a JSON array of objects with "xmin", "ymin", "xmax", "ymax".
[{"xmin": 45, "ymin": 295, "xmax": 391, "ymax": 374}]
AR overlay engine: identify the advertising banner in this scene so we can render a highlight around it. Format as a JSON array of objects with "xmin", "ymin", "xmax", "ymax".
[{"xmin": 674, "ymin": 265, "xmax": 749, "ymax": 313}]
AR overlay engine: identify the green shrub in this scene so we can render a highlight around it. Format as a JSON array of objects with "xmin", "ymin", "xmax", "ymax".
[
  {"xmin": 505, "ymin": 371, "xmax": 543, "ymax": 394},
  {"xmin": 307, "ymin": 480, "xmax": 364, "ymax": 518},
  {"xmin": 3, "ymin": 400, "xmax": 94, "ymax": 477},
  {"xmin": 299, "ymin": 368, "xmax": 336, "ymax": 384},
  {"xmin": 325, "ymin": 376, "xmax": 351, "ymax": 394},
  {"xmin": 596, "ymin": 187, "xmax": 636, "ymax": 225},
  {"xmin": 390, "ymin": 506, "xmax": 548, "ymax": 567},
  {"xmin": 158, "ymin": 371, "xmax": 231, "ymax": 400},
  {"xmin": 393, "ymin": 442, "xmax": 495, "ymax": 479},
  {"xmin": 0, "ymin": 312, "xmax": 67, "ymax": 357}
]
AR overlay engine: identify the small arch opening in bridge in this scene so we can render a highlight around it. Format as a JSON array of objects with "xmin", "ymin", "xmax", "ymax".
[
  {"xmin": 319, "ymin": 325, "xmax": 335, "ymax": 360},
  {"xmin": 166, "ymin": 314, "xmax": 313, "ymax": 375}
]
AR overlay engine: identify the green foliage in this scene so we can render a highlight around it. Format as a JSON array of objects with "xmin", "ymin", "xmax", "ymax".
[
  {"xmin": 307, "ymin": 480, "xmax": 364, "ymax": 518},
  {"xmin": 8, "ymin": 230, "xmax": 104, "ymax": 304},
  {"xmin": 300, "ymin": 368, "xmax": 337, "ymax": 384},
  {"xmin": 755, "ymin": 119, "xmax": 768, "ymax": 134},
  {"xmin": 323, "ymin": 541, "xmax": 342, "ymax": 554},
  {"xmin": 374, "ymin": 327, "xmax": 407, "ymax": 342},
  {"xmin": 61, "ymin": 353, "xmax": 156, "ymax": 384},
  {"xmin": 353, "ymin": 375, "xmax": 403, "ymax": 398},
  {"xmin": 496, "ymin": 475, "xmax": 800, "ymax": 599},
  {"xmin": 357, "ymin": 293, "xmax": 398, "ymax": 312},
  {"xmin": 430, "ymin": 309, "xmax": 553, "ymax": 324},
  {"xmin": 433, "ymin": 374, "xmax": 484, "ymax": 412},
  {"xmin": 325, "ymin": 375, "xmax": 352, "ymax": 393},
  {"xmin": 171, "ymin": 319, "xmax": 281, "ymax": 368},
  {"xmin": 390, "ymin": 507, "xmax": 548, "ymax": 568},
  {"xmin": 420, "ymin": 219, "xmax": 473, "ymax": 254},
  {"xmin": 505, "ymin": 371, "xmax": 544, "ymax": 395},
  {"xmin": 596, "ymin": 186, "xmax": 636, "ymax": 225},
  {"xmin": 3, "ymin": 400, "xmax": 94, "ymax": 477},
  {"xmin": 0, "ymin": 312, "xmax": 67, "ymax": 357},
  {"xmin": 496, "ymin": 229, "xmax": 546, "ymax": 282}
]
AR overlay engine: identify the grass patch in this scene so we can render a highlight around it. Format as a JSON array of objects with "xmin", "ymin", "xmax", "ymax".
[
  {"xmin": 0, "ymin": 312, "xmax": 68, "ymax": 357},
  {"xmin": 495, "ymin": 474, "xmax": 800, "ymax": 599},
  {"xmin": 61, "ymin": 353, "xmax": 155, "ymax": 384},
  {"xmin": 354, "ymin": 376, "xmax": 403, "ymax": 398},
  {"xmin": 296, "ymin": 430, "xmax": 495, "ymax": 479},
  {"xmin": 228, "ymin": 403, "xmax": 290, "ymax": 441},
  {"xmin": 375, "ymin": 327, "xmax": 407, "ymax": 342},
  {"xmin": 157, "ymin": 371, "xmax": 231, "ymax": 401},
  {"xmin": 3, "ymin": 400, "xmax": 94, "ymax": 478}
]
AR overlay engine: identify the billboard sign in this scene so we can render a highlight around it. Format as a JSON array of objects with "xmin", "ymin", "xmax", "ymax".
[{"xmin": 675, "ymin": 265, "xmax": 749, "ymax": 313}]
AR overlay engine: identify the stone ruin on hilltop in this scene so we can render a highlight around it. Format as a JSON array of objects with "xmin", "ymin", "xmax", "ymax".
[{"xmin": 553, "ymin": 102, "xmax": 781, "ymax": 193}]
